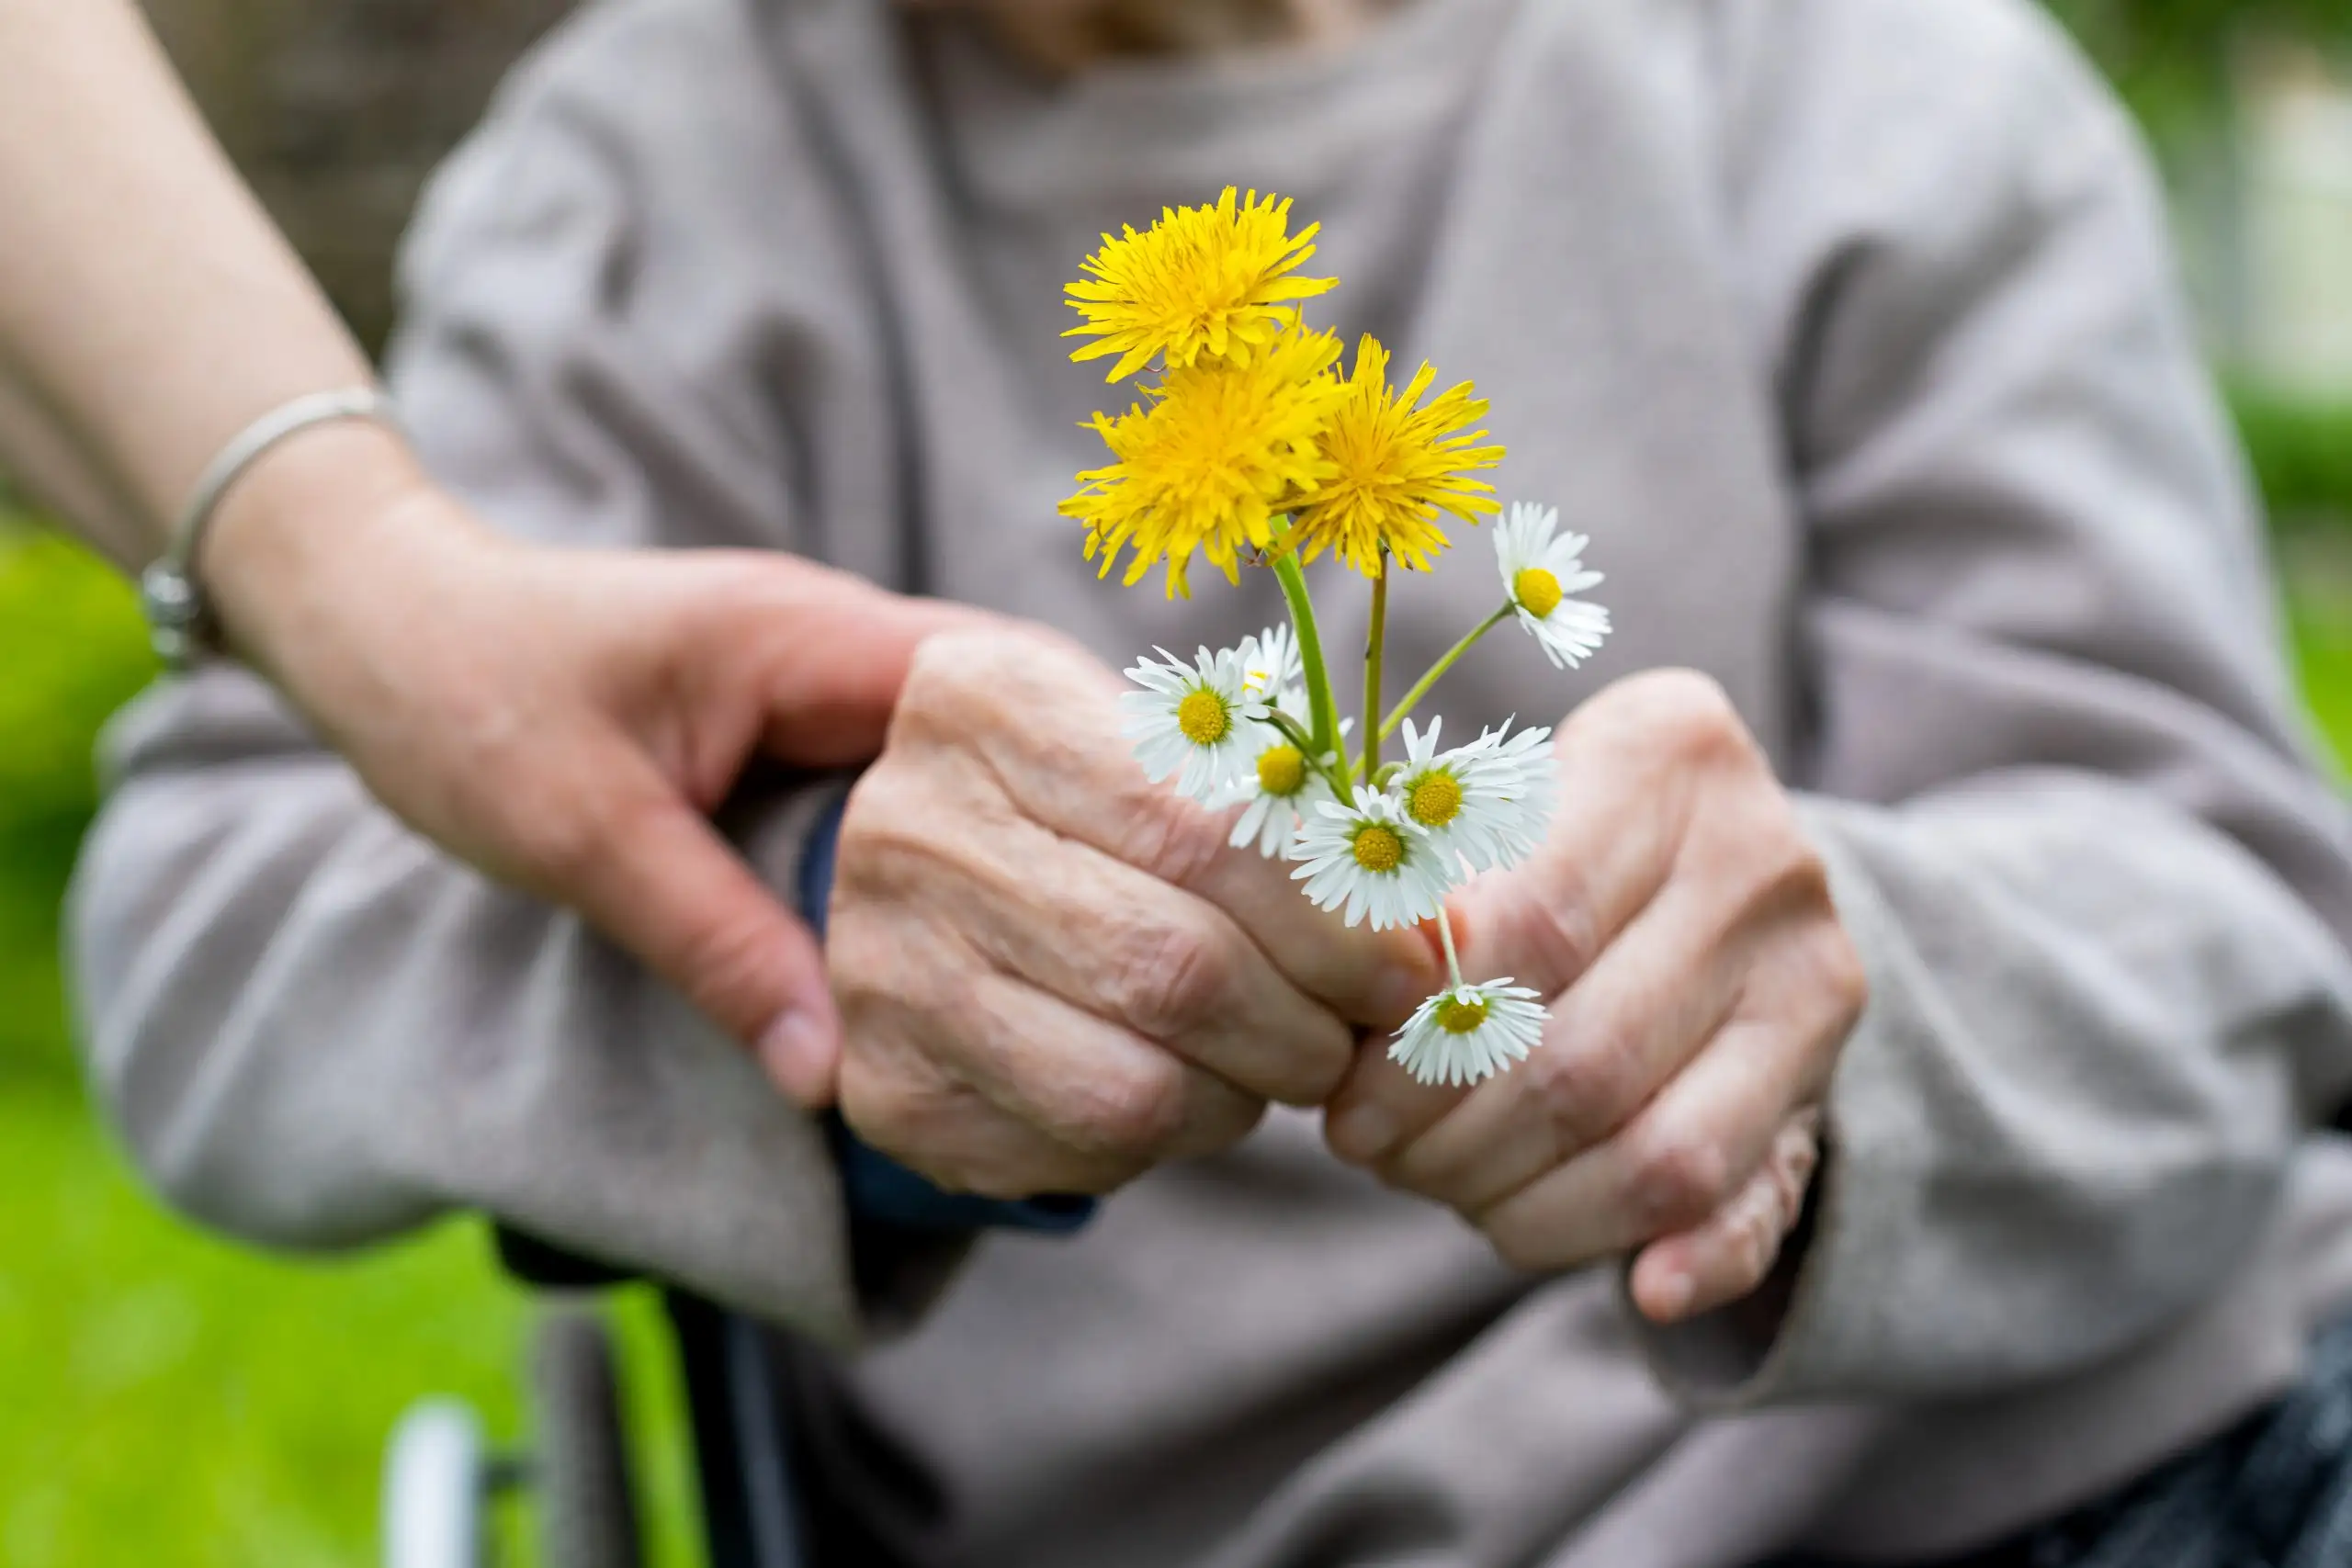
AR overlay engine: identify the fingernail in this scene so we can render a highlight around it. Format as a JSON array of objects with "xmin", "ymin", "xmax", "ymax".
[
  {"xmin": 1329, "ymin": 1102, "xmax": 1400, "ymax": 1166},
  {"xmin": 758, "ymin": 1011, "xmax": 836, "ymax": 1107}
]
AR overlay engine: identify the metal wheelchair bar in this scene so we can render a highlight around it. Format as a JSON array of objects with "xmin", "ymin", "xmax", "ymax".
[
  {"xmin": 492, "ymin": 1227, "xmax": 811, "ymax": 1568},
  {"xmin": 666, "ymin": 1291, "xmax": 807, "ymax": 1568}
]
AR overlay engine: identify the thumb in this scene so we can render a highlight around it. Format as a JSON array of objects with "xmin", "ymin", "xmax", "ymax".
[
  {"xmin": 554, "ymin": 766, "xmax": 842, "ymax": 1108},
  {"xmin": 740, "ymin": 579, "xmax": 1004, "ymax": 767}
]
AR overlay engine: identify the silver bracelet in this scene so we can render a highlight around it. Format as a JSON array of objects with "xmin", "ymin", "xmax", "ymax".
[{"xmin": 140, "ymin": 386, "xmax": 401, "ymax": 668}]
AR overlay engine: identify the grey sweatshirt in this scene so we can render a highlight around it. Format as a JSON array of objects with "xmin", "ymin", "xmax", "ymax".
[{"xmin": 66, "ymin": 0, "xmax": 2352, "ymax": 1562}]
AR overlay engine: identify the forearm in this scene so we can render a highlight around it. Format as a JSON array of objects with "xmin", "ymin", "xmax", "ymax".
[
  {"xmin": 0, "ymin": 0, "xmax": 537, "ymax": 838},
  {"xmin": 0, "ymin": 0, "xmax": 371, "ymax": 567},
  {"xmin": 0, "ymin": 361, "xmax": 144, "ymax": 554}
]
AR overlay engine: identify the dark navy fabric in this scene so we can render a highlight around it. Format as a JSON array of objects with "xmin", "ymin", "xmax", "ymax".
[
  {"xmin": 1765, "ymin": 1314, "xmax": 2352, "ymax": 1568},
  {"xmin": 826, "ymin": 1119, "xmax": 1097, "ymax": 1235},
  {"xmin": 792, "ymin": 788, "xmax": 850, "ymax": 946},
  {"xmin": 796, "ymin": 787, "xmax": 1097, "ymax": 1237}
]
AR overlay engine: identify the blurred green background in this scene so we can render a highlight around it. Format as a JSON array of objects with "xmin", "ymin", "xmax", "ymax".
[
  {"xmin": 0, "ymin": 528, "xmax": 705, "ymax": 1565},
  {"xmin": 5, "ymin": 3, "xmax": 2352, "ymax": 1563}
]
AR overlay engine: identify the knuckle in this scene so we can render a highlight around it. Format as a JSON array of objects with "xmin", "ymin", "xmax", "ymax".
[
  {"xmin": 903, "ymin": 632, "xmax": 985, "ymax": 707},
  {"xmin": 1530, "ymin": 1033, "xmax": 1640, "ymax": 1147},
  {"xmin": 833, "ymin": 774, "xmax": 925, "ymax": 888},
  {"xmin": 1776, "ymin": 843, "xmax": 1837, "ymax": 916},
  {"xmin": 833, "ymin": 922, "xmax": 986, "ymax": 1071},
  {"xmin": 510, "ymin": 788, "xmax": 614, "ymax": 887},
  {"xmin": 1484, "ymin": 1213, "xmax": 1558, "ymax": 1275},
  {"xmin": 1724, "ymin": 1200, "xmax": 1781, "ymax": 1286},
  {"xmin": 837, "ymin": 1056, "xmax": 941, "ymax": 1168},
  {"xmin": 906, "ymin": 629, "xmax": 1094, "ymax": 753},
  {"xmin": 958, "ymin": 1157, "xmax": 1092, "ymax": 1202},
  {"xmin": 1629, "ymin": 1125, "xmax": 1733, "ymax": 1232},
  {"xmin": 1768, "ymin": 1147, "xmax": 1814, "ymax": 1224},
  {"xmin": 1116, "ymin": 786, "xmax": 1229, "ymax": 889},
  {"xmin": 896, "ymin": 635, "xmax": 1012, "ymax": 747},
  {"xmin": 834, "ymin": 776, "xmax": 986, "ymax": 908},
  {"xmin": 1717, "ymin": 836, "xmax": 1830, "ymax": 931},
  {"xmin": 1510, "ymin": 872, "xmax": 1603, "ymax": 987},
  {"xmin": 1108, "ymin": 912, "xmax": 1236, "ymax": 1040},
  {"xmin": 1067, "ymin": 1054, "xmax": 1193, "ymax": 1157},
  {"xmin": 1816, "ymin": 926, "xmax": 1871, "ymax": 1032},
  {"xmin": 1764, "ymin": 829, "xmax": 1834, "ymax": 905},
  {"xmin": 1264, "ymin": 1022, "xmax": 1353, "ymax": 1109},
  {"xmin": 956, "ymin": 1168, "xmax": 1034, "ymax": 1202},
  {"xmin": 824, "ymin": 908, "xmax": 903, "ymax": 1002},
  {"xmin": 1615, "ymin": 669, "xmax": 1748, "ymax": 766},
  {"xmin": 842, "ymin": 1049, "xmax": 1061, "ymax": 1200},
  {"xmin": 841, "ymin": 1088, "xmax": 919, "ymax": 1165},
  {"xmin": 1175, "ymin": 1088, "xmax": 1268, "ymax": 1157}
]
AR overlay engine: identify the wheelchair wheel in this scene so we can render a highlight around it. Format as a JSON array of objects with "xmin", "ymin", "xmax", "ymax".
[
  {"xmin": 530, "ymin": 1305, "xmax": 644, "ymax": 1568},
  {"xmin": 383, "ymin": 1400, "xmax": 491, "ymax": 1568}
]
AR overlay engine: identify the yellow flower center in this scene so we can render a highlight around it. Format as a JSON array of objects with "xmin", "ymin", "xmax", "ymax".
[
  {"xmin": 1435, "ymin": 995, "xmax": 1490, "ymax": 1034},
  {"xmin": 1257, "ymin": 745, "xmax": 1307, "ymax": 796},
  {"xmin": 1351, "ymin": 824, "xmax": 1405, "ymax": 874},
  {"xmin": 1513, "ymin": 566, "xmax": 1563, "ymax": 619},
  {"xmin": 1408, "ymin": 772, "xmax": 1463, "ymax": 829},
  {"xmin": 1177, "ymin": 689, "xmax": 1230, "ymax": 746}
]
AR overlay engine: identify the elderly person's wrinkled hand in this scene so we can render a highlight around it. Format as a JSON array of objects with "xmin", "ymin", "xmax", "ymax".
[
  {"xmin": 830, "ymin": 626, "xmax": 1440, "ymax": 1198},
  {"xmin": 1323, "ymin": 670, "xmax": 1866, "ymax": 1322}
]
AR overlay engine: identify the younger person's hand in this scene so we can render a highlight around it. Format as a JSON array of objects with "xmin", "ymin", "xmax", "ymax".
[
  {"xmin": 1322, "ymin": 671, "xmax": 1865, "ymax": 1322},
  {"xmin": 829, "ymin": 626, "xmax": 1438, "ymax": 1198},
  {"xmin": 204, "ymin": 430, "xmax": 980, "ymax": 1105}
]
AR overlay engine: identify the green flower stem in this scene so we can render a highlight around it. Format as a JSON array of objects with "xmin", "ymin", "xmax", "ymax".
[
  {"xmin": 1362, "ymin": 558, "xmax": 1388, "ymax": 781},
  {"xmin": 1261, "ymin": 707, "xmax": 1351, "ymax": 798},
  {"xmin": 1269, "ymin": 520, "xmax": 1346, "ymax": 777},
  {"xmin": 1435, "ymin": 906, "xmax": 1465, "ymax": 990},
  {"xmin": 1379, "ymin": 603, "xmax": 1513, "ymax": 743},
  {"xmin": 1263, "ymin": 707, "xmax": 1317, "ymax": 756}
]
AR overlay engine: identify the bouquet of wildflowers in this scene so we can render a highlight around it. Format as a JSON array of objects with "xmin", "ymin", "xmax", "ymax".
[{"xmin": 1059, "ymin": 188, "xmax": 1610, "ymax": 1088}]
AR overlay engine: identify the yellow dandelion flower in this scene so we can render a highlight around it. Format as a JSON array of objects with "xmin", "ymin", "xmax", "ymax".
[
  {"xmin": 1292, "ymin": 335, "xmax": 1505, "ymax": 577},
  {"xmin": 1060, "ymin": 325, "xmax": 1345, "ymax": 597},
  {"xmin": 1065, "ymin": 186, "xmax": 1338, "ymax": 383}
]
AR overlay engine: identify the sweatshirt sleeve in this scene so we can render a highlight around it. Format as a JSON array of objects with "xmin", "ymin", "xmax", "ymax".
[
  {"xmin": 1639, "ymin": 0, "xmax": 2352, "ymax": 1404},
  {"xmin": 65, "ymin": 1, "xmax": 876, "ymax": 1341}
]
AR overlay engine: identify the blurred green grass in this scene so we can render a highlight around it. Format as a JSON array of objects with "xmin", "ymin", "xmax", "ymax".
[
  {"xmin": 2234, "ymin": 390, "xmax": 2352, "ymax": 536},
  {"xmin": 2283, "ymin": 532, "xmax": 2352, "ymax": 756},
  {"xmin": 0, "ymin": 527, "xmax": 701, "ymax": 1567},
  {"xmin": 5, "ymin": 420, "xmax": 2352, "ymax": 1562}
]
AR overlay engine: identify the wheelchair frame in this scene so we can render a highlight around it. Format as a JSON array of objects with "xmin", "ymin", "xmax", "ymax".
[{"xmin": 381, "ymin": 1232, "xmax": 814, "ymax": 1568}]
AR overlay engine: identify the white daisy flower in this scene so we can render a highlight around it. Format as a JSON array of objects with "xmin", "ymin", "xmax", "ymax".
[
  {"xmin": 1226, "ymin": 742, "xmax": 1337, "ymax": 859},
  {"xmin": 1389, "ymin": 980, "xmax": 1549, "ymax": 1087},
  {"xmin": 1220, "ymin": 686, "xmax": 1339, "ymax": 859},
  {"xmin": 1392, "ymin": 717, "xmax": 1556, "ymax": 874},
  {"xmin": 1122, "ymin": 644, "xmax": 1267, "ymax": 803},
  {"xmin": 1467, "ymin": 719, "xmax": 1558, "ymax": 869},
  {"xmin": 1495, "ymin": 502, "xmax": 1611, "ymax": 670},
  {"xmin": 1291, "ymin": 788, "xmax": 1456, "ymax": 930},
  {"xmin": 1238, "ymin": 623, "xmax": 1302, "ymax": 705}
]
